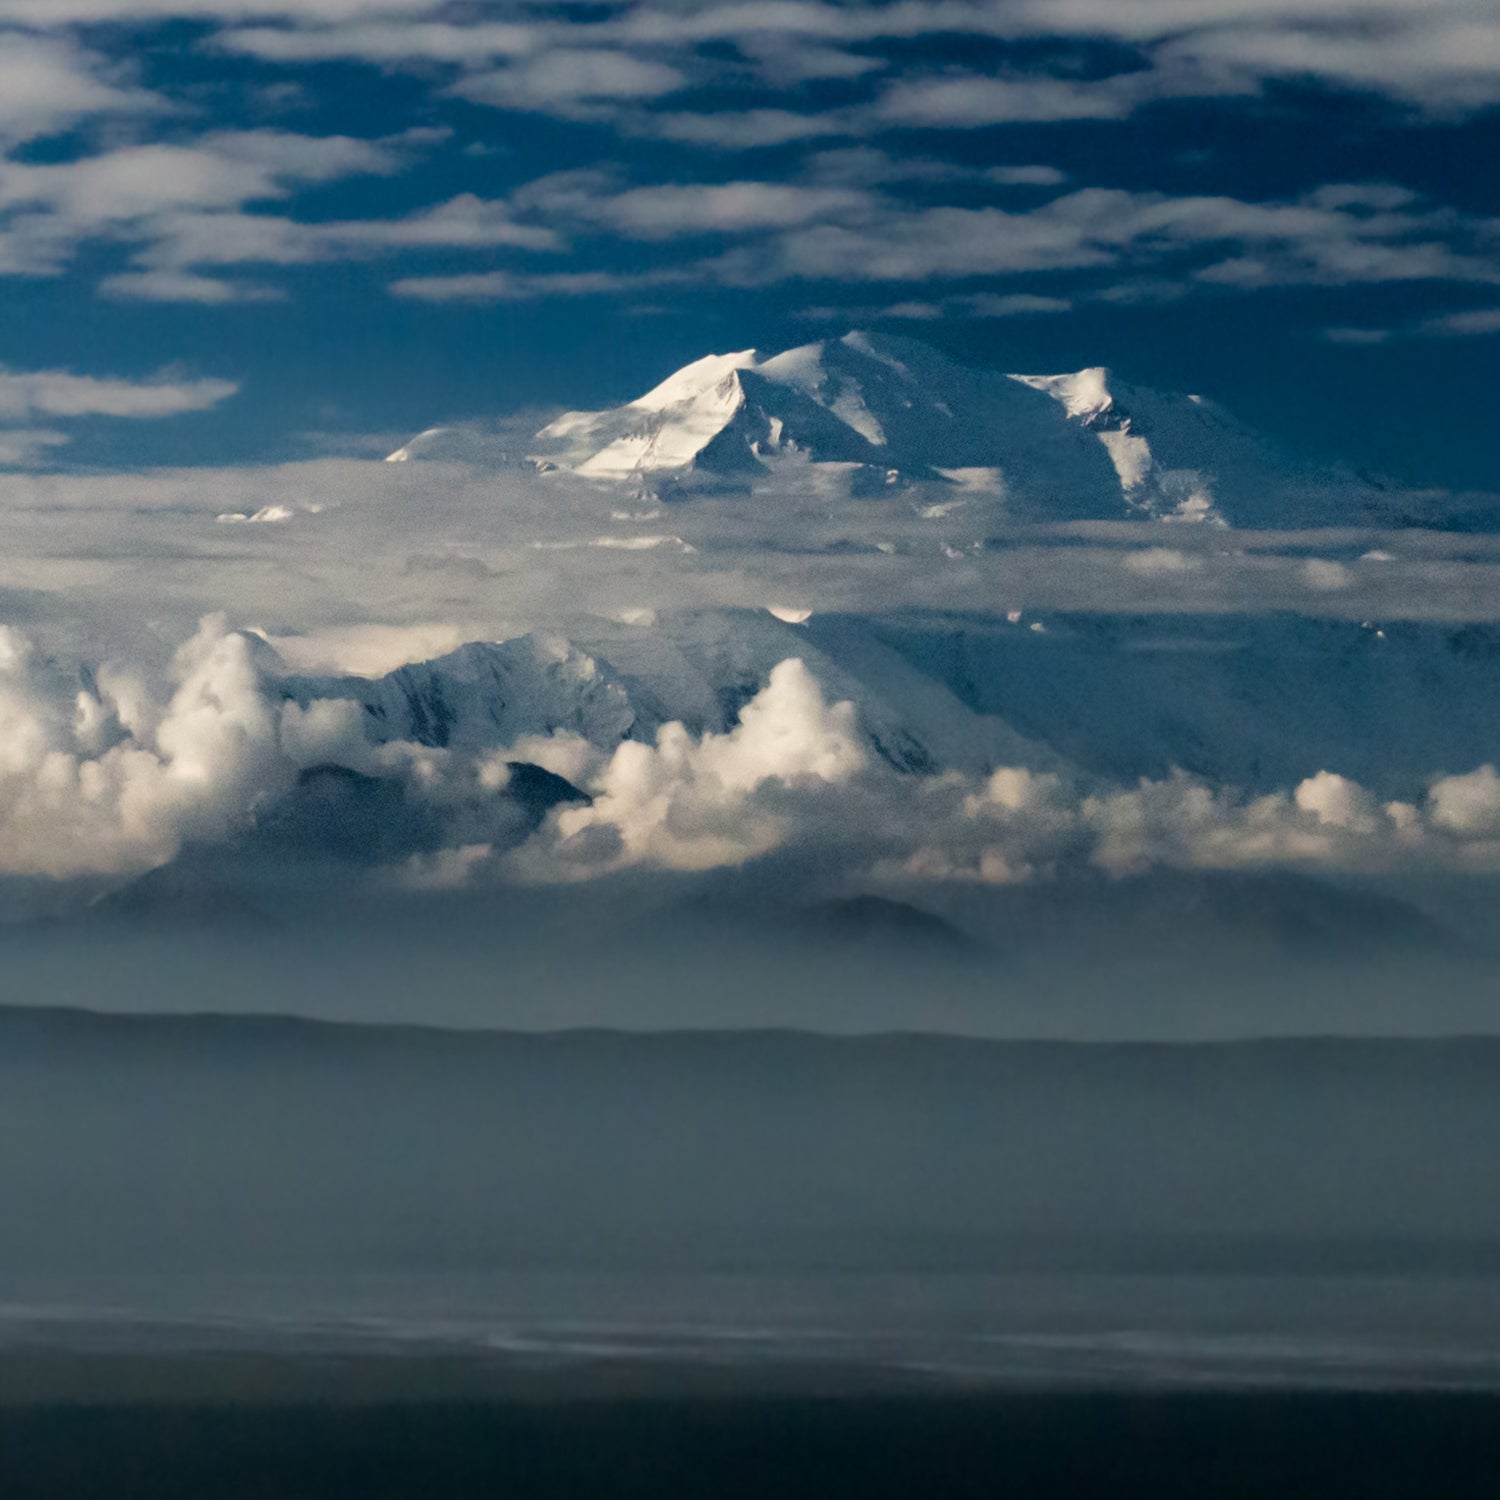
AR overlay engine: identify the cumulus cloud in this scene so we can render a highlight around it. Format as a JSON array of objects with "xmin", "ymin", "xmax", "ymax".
[
  {"xmin": 5, "ymin": 615, "xmax": 1500, "ymax": 897},
  {"xmin": 0, "ymin": 617, "xmax": 290, "ymax": 878},
  {"xmin": 531, "ymin": 658, "xmax": 867, "ymax": 875},
  {"xmin": 1428, "ymin": 765, "xmax": 1500, "ymax": 838}
]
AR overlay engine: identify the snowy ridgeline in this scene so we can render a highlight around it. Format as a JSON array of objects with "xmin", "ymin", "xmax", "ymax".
[
  {"xmin": 282, "ymin": 609, "xmax": 1500, "ymax": 798},
  {"xmin": 388, "ymin": 331, "xmax": 1411, "ymax": 529}
]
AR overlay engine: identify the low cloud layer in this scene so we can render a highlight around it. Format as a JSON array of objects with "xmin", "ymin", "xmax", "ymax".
[{"xmin": 4, "ymin": 615, "xmax": 1500, "ymax": 903}]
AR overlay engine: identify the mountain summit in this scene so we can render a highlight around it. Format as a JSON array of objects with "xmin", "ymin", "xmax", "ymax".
[{"xmin": 392, "ymin": 332, "xmax": 1389, "ymax": 526}]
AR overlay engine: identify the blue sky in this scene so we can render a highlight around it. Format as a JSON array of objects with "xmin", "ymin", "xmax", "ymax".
[{"xmin": 1, "ymin": 1, "xmax": 1498, "ymax": 485}]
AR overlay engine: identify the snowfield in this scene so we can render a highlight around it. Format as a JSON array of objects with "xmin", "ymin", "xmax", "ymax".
[{"xmin": 389, "ymin": 331, "xmax": 1403, "ymax": 529}]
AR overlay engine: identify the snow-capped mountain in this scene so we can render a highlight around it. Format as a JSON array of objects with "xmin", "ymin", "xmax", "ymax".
[
  {"xmin": 276, "ymin": 609, "xmax": 1500, "ymax": 799},
  {"xmin": 285, "ymin": 635, "xmax": 638, "ymax": 755},
  {"xmin": 392, "ymin": 331, "xmax": 1391, "ymax": 527}
]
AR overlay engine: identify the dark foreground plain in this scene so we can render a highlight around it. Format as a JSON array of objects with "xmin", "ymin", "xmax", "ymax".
[
  {"xmin": 6, "ymin": 1009, "xmax": 1500, "ymax": 1496},
  {"xmin": 5, "ymin": 1007, "xmax": 1500, "ymax": 1271},
  {"xmin": 5, "ymin": 1390, "xmax": 1500, "ymax": 1500}
]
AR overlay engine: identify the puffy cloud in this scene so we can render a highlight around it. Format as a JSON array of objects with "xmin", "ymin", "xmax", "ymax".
[
  {"xmin": 0, "ymin": 618, "xmax": 289, "ymax": 878},
  {"xmin": 278, "ymin": 695, "xmax": 379, "ymax": 772},
  {"xmin": 1294, "ymin": 770, "xmax": 1380, "ymax": 833},
  {"xmin": 0, "ymin": 617, "xmax": 483, "ymax": 881},
  {"xmin": 530, "ymin": 658, "xmax": 867, "ymax": 875},
  {"xmin": 5, "ymin": 619, "xmax": 1500, "ymax": 896},
  {"xmin": 1427, "ymin": 765, "xmax": 1500, "ymax": 838}
]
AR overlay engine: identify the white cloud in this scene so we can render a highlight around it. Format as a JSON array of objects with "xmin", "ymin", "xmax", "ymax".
[
  {"xmin": 0, "ymin": 133, "xmax": 408, "ymax": 226},
  {"xmin": 1419, "ymin": 308, "xmax": 1500, "ymax": 338},
  {"xmin": 219, "ymin": 21, "xmax": 538, "ymax": 63},
  {"xmin": 1428, "ymin": 765, "xmax": 1500, "ymax": 838},
  {"xmin": 453, "ymin": 50, "xmax": 688, "ymax": 115},
  {"xmin": 1153, "ymin": 10, "xmax": 1500, "ymax": 115},
  {"xmin": 99, "ymin": 269, "xmax": 286, "ymax": 304},
  {"xmin": 1295, "ymin": 770, "xmax": 1380, "ymax": 833},
  {"xmin": 985, "ymin": 166, "xmax": 1070, "ymax": 188},
  {"xmin": 1302, "ymin": 559, "xmax": 1353, "ymax": 591},
  {"xmin": 388, "ymin": 268, "xmax": 676, "ymax": 303},
  {"xmin": 962, "ymin": 292, "xmax": 1073, "ymax": 317},
  {"xmin": 4, "ymin": 609, "xmax": 1500, "ymax": 892},
  {"xmin": 1123, "ymin": 547, "xmax": 1200, "ymax": 576},
  {"xmin": 0, "ymin": 428, "xmax": 69, "ymax": 468},
  {"xmin": 0, "ymin": 128, "xmax": 448, "ymax": 283},
  {"xmin": 0, "ymin": 32, "xmax": 155, "ymax": 145},
  {"xmin": 695, "ymin": 181, "xmax": 1500, "ymax": 289},
  {"xmin": 650, "ymin": 109, "xmax": 854, "ymax": 149},
  {"xmin": 261, "ymin": 623, "xmax": 469, "ymax": 677},
  {"xmin": 527, "ymin": 658, "xmax": 867, "ymax": 876},
  {"xmin": 1322, "ymin": 326, "xmax": 1395, "ymax": 346},
  {"xmin": 0, "ymin": 1, "xmax": 444, "ymax": 18},
  {"xmin": 105, "ymin": 195, "xmax": 556, "ymax": 290},
  {"xmin": 875, "ymin": 73, "xmax": 1152, "ymax": 128},
  {"xmin": 0, "ymin": 617, "xmax": 290, "ymax": 878},
  {"xmin": 576, "ymin": 181, "xmax": 874, "ymax": 239},
  {"xmin": 0, "ymin": 368, "xmax": 239, "ymax": 421}
]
